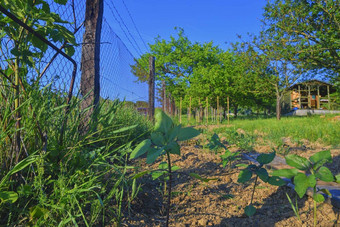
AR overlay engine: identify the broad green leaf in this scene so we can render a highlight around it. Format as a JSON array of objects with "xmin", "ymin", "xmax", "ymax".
[
  {"xmin": 336, "ymin": 174, "xmax": 340, "ymax": 183},
  {"xmin": 146, "ymin": 147, "xmax": 164, "ymax": 164},
  {"xmin": 159, "ymin": 162, "xmax": 167, "ymax": 169},
  {"xmin": 256, "ymin": 151, "xmax": 275, "ymax": 165},
  {"xmin": 151, "ymin": 132, "xmax": 165, "ymax": 146},
  {"xmin": 129, "ymin": 139, "xmax": 151, "ymax": 160},
  {"xmin": 310, "ymin": 150, "xmax": 332, "ymax": 170},
  {"xmin": 154, "ymin": 111, "xmax": 173, "ymax": 134},
  {"xmin": 310, "ymin": 150, "xmax": 332, "ymax": 164},
  {"xmin": 166, "ymin": 141, "xmax": 180, "ymax": 155},
  {"xmin": 64, "ymin": 45, "xmax": 75, "ymax": 57},
  {"xmin": 285, "ymin": 155, "xmax": 310, "ymax": 171},
  {"xmin": 177, "ymin": 127, "xmax": 200, "ymax": 141},
  {"xmin": 268, "ymin": 176, "xmax": 286, "ymax": 186},
  {"xmin": 238, "ymin": 169, "xmax": 252, "ymax": 183},
  {"xmin": 307, "ymin": 175, "xmax": 316, "ymax": 188},
  {"xmin": 0, "ymin": 191, "xmax": 18, "ymax": 203},
  {"xmin": 168, "ymin": 124, "xmax": 181, "ymax": 142},
  {"xmin": 171, "ymin": 165, "xmax": 180, "ymax": 171},
  {"xmin": 315, "ymin": 166, "xmax": 334, "ymax": 182},
  {"xmin": 244, "ymin": 205, "xmax": 256, "ymax": 217},
  {"xmin": 313, "ymin": 193, "xmax": 325, "ymax": 203},
  {"xmin": 271, "ymin": 168, "xmax": 299, "ymax": 178},
  {"xmin": 294, "ymin": 173, "xmax": 309, "ymax": 198},
  {"xmin": 189, "ymin": 173, "xmax": 218, "ymax": 182},
  {"xmin": 31, "ymin": 35, "xmax": 48, "ymax": 52},
  {"xmin": 320, "ymin": 188, "xmax": 331, "ymax": 196},
  {"xmin": 256, "ymin": 168, "xmax": 269, "ymax": 182},
  {"xmin": 151, "ymin": 170, "xmax": 167, "ymax": 180}
]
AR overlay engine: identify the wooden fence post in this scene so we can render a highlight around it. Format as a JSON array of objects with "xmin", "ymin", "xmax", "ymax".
[
  {"xmin": 227, "ymin": 96, "xmax": 230, "ymax": 125},
  {"xmin": 189, "ymin": 96, "xmax": 192, "ymax": 123},
  {"xmin": 180, "ymin": 97, "xmax": 182, "ymax": 123},
  {"xmin": 217, "ymin": 96, "xmax": 220, "ymax": 124},
  {"xmin": 148, "ymin": 56, "xmax": 155, "ymax": 121},
  {"xmin": 80, "ymin": 0, "xmax": 103, "ymax": 134}
]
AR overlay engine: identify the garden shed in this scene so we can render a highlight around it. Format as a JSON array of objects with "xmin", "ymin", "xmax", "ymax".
[{"xmin": 281, "ymin": 79, "xmax": 338, "ymax": 113}]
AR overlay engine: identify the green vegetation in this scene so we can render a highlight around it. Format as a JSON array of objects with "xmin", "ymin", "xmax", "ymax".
[
  {"xmin": 130, "ymin": 110, "xmax": 200, "ymax": 227},
  {"xmin": 212, "ymin": 115, "xmax": 340, "ymax": 148},
  {"xmin": 272, "ymin": 150, "xmax": 339, "ymax": 227}
]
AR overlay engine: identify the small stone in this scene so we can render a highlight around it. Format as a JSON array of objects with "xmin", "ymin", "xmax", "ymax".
[{"xmin": 198, "ymin": 218, "xmax": 208, "ymax": 226}]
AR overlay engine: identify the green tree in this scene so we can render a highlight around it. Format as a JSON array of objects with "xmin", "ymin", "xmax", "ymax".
[{"xmin": 263, "ymin": 0, "xmax": 340, "ymax": 80}]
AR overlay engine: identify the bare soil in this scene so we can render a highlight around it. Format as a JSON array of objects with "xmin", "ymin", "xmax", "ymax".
[{"xmin": 122, "ymin": 135, "xmax": 340, "ymax": 226}]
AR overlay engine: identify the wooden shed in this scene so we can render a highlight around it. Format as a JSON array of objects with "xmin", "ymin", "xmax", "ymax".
[{"xmin": 281, "ymin": 80, "xmax": 338, "ymax": 113}]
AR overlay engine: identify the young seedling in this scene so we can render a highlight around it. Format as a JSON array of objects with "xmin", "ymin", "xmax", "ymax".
[
  {"xmin": 237, "ymin": 151, "xmax": 286, "ymax": 217},
  {"xmin": 271, "ymin": 149, "xmax": 338, "ymax": 227},
  {"xmin": 207, "ymin": 133, "xmax": 240, "ymax": 169},
  {"xmin": 130, "ymin": 110, "xmax": 200, "ymax": 227}
]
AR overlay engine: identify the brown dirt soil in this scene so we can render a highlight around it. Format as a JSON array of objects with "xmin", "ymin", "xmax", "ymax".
[{"xmin": 122, "ymin": 141, "xmax": 340, "ymax": 227}]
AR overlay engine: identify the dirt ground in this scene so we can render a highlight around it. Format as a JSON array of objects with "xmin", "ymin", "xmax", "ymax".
[{"xmin": 122, "ymin": 134, "xmax": 340, "ymax": 226}]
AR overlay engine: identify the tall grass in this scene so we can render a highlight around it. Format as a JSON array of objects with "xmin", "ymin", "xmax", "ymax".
[{"xmin": 0, "ymin": 83, "xmax": 152, "ymax": 225}]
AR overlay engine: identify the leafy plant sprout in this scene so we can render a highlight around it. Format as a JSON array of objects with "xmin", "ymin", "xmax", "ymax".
[{"xmin": 130, "ymin": 110, "xmax": 200, "ymax": 227}]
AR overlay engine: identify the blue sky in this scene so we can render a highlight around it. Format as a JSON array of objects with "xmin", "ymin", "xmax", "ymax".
[{"xmin": 104, "ymin": 0, "xmax": 268, "ymax": 58}]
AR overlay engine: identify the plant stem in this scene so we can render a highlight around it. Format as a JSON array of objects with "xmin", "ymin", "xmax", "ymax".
[
  {"xmin": 314, "ymin": 187, "xmax": 317, "ymax": 227},
  {"xmin": 166, "ymin": 151, "xmax": 172, "ymax": 227},
  {"xmin": 250, "ymin": 175, "xmax": 258, "ymax": 205}
]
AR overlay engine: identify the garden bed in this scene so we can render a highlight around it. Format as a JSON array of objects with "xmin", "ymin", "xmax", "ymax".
[{"xmin": 123, "ymin": 140, "xmax": 340, "ymax": 226}]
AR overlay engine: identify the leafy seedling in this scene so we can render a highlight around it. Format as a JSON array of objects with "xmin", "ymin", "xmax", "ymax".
[
  {"xmin": 237, "ymin": 151, "xmax": 286, "ymax": 217},
  {"xmin": 207, "ymin": 133, "xmax": 240, "ymax": 169},
  {"xmin": 130, "ymin": 110, "xmax": 200, "ymax": 227},
  {"xmin": 272, "ymin": 150, "xmax": 336, "ymax": 227}
]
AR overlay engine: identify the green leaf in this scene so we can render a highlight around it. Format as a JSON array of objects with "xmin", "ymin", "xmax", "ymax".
[
  {"xmin": 256, "ymin": 151, "xmax": 275, "ymax": 165},
  {"xmin": 54, "ymin": 0, "xmax": 67, "ymax": 5},
  {"xmin": 238, "ymin": 169, "xmax": 252, "ymax": 183},
  {"xmin": 151, "ymin": 132, "xmax": 165, "ymax": 146},
  {"xmin": 31, "ymin": 35, "xmax": 48, "ymax": 52},
  {"xmin": 129, "ymin": 139, "xmax": 151, "ymax": 160},
  {"xmin": 168, "ymin": 124, "xmax": 181, "ymax": 142},
  {"xmin": 294, "ymin": 173, "xmax": 309, "ymax": 198},
  {"xmin": 154, "ymin": 111, "xmax": 173, "ymax": 134},
  {"xmin": 271, "ymin": 168, "xmax": 299, "ymax": 178},
  {"xmin": 320, "ymin": 188, "xmax": 332, "ymax": 196},
  {"xmin": 310, "ymin": 150, "xmax": 332, "ymax": 170},
  {"xmin": 146, "ymin": 147, "xmax": 164, "ymax": 164},
  {"xmin": 307, "ymin": 175, "xmax": 316, "ymax": 188},
  {"xmin": 64, "ymin": 45, "xmax": 75, "ymax": 57},
  {"xmin": 336, "ymin": 174, "xmax": 340, "ymax": 183},
  {"xmin": 189, "ymin": 173, "xmax": 218, "ymax": 182},
  {"xmin": 0, "ymin": 153, "xmax": 39, "ymax": 188},
  {"xmin": 177, "ymin": 127, "xmax": 200, "ymax": 141},
  {"xmin": 244, "ymin": 205, "xmax": 256, "ymax": 217},
  {"xmin": 256, "ymin": 168, "xmax": 269, "ymax": 182},
  {"xmin": 268, "ymin": 176, "xmax": 286, "ymax": 186},
  {"xmin": 151, "ymin": 170, "xmax": 166, "ymax": 180},
  {"xmin": 0, "ymin": 191, "xmax": 18, "ymax": 203},
  {"xmin": 285, "ymin": 154, "xmax": 311, "ymax": 171},
  {"xmin": 166, "ymin": 141, "xmax": 180, "ymax": 155},
  {"xmin": 158, "ymin": 162, "xmax": 167, "ymax": 169},
  {"xmin": 313, "ymin": 193, "xmax": 325, "ymax": 203},
  {"xmin": 132, "ymin": 170, "xmax": 150, "ymax": 179},
  {"xmin": 315, "ymin": 166, "xmax": 334, "ymax": 182},
  {"xmin": 171, "ymin": 165, "xmax": 180, "ymax": 171},
  {"xmin": 29, "ymin": 205, "xmax": 49, "ymax": 221}
]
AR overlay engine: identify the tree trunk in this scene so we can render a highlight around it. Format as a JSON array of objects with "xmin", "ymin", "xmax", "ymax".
[
  {"xmin": 80, "ymin": 0, "xmax": 103, "ymax": 134},
  {"xmin": 276, "ymin": 96, "xmax": 281, "ymax": 120},
  {"xmin": 233, "ymin": 104, "xmax": 238, "ymax": 118}
]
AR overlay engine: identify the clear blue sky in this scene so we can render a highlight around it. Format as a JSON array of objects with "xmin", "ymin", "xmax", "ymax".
[{"xmin": 104, "ymin": 0, "xmax": 268, "ymax": 58}]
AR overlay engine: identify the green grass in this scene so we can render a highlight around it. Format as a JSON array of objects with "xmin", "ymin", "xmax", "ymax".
[{"xmin": 213, "ymin": 115, "xmax": 340, "ymax": 148}]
